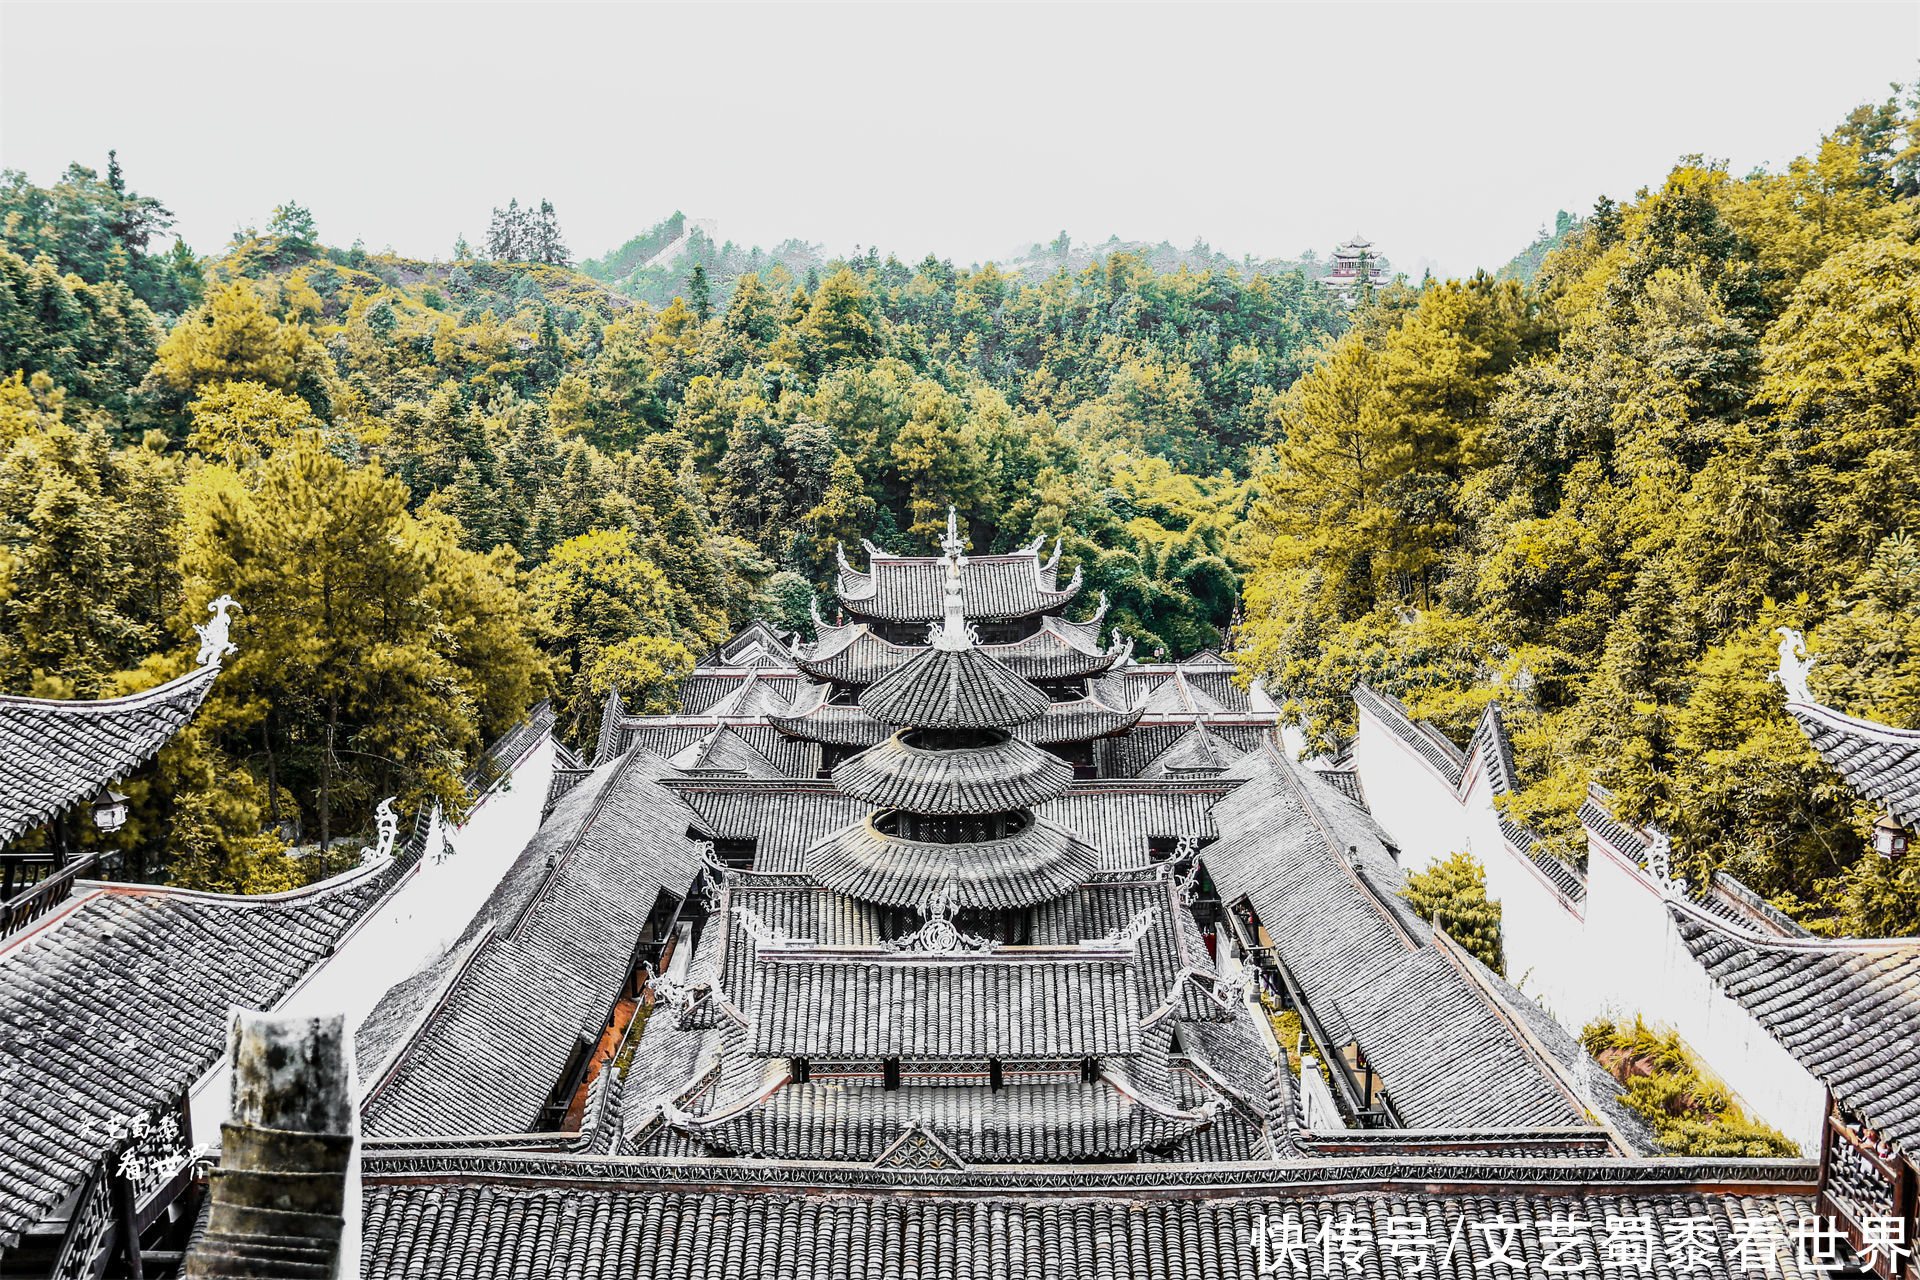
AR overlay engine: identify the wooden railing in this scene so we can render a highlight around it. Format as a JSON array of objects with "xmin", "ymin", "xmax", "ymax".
[{"xmin": 2, "ymin": 853, "xmax": 102, "ymax": 941}]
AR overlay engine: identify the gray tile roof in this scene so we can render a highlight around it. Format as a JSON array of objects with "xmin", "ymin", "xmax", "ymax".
[
  {"xmin": 798, "ymin": 616, "xmax": 1120, "ymax": 687},
  {"xmin": 837, "ymin": 547, "xmax": 1082, "ymax": 622},
  {"xmin": 1200, "ymin": 746, "xmax": 1593, "ymax": 1131},
  {"xmin": 691, "ymin": 1076, "xmax": 1209, "ymax": 1163},
  {"xmin": 666, "ymin": 727, "xmax": 788, "ymax": 778},
  {"xmin": 1095, "ymin": 656, "xmax": 1250, "ymax": 715},
  {"xmin": 359, "ymin": 1173, "xmax": 1824, "ymax": 1280},
  {"xmin": 803, "ymin": 815, "xmax": 1100, "ymax": 910},
  {"xmin": 830, "ymin": 731, "xmax": 1072, "ymax": 814},
  {"xmin": 1787, "ymin": 697, "xmax": 1920, "ymax": 829},
  {"xmin": 1098, "ymin": 721, "xmax": 1270, "ymax": 778},
  {"xmin": 697, "ymin": 620, "xmax": 799, "ymax": 669},
  {"xmin": 357, "ymin": 750, "xmax": 705, "ymax": 1137},
  {"xmin": 858, "ymin": 646, "xmax": 1051, "ymax": 729},
  {"xmin": 0, "ymin": 862, "xmax": 390, "ymax": 1244},
  {"xmin": 0, "ymin": 661, "xmax": 221, "ymax": 845},
  {"xmin": 1035, "ymin": 781, "xmax": 1231, "ymax": 868},
  {"xmin": 670, "ymin": 781, "xmax": 868, "ymax": 873},
  {"xmin": 1671, "ymin": 899, "xmax": 1920, "ymax": 1158},
  {"xmin": 676, "ymin": 669, "xmax": 815, "ymax": 715},
  {"xmin": 748, "ymin": 956, "xmax": 1142, "ymax": 1058}
]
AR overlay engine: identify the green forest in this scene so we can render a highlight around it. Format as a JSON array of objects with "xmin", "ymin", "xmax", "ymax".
[
  {"xmin": 4, "ymin": 80, "xmax": 1919, "ymax": 937},
  {"xmin": 0, "ymin": 156, "xmax": 1339, "ymax": 892}
]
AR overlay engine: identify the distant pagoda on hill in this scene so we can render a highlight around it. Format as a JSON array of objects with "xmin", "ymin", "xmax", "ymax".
[{"xmin": 1324, "ymin": 233, "xmax": 1389, "ymax": 305}]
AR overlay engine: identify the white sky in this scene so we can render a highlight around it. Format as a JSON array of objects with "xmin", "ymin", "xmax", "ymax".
[{"xmin": 3, "ymin": 3, "xmax": 1916, "ymax": 279}]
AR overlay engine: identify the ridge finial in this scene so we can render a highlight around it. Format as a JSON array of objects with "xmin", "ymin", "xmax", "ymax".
[{"xmin": 931, "ymin": 505, "xmax": 976, "ymax": 651}]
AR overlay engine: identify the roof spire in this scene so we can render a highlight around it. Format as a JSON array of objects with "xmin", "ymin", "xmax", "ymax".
[{"xmin": 931, "ymin": 505, "xmax": 974, "ymax": 651}]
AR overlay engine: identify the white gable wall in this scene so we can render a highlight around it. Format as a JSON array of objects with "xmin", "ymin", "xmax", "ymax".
[{"xmin": 1351, "ymin": 690, "xmax": 1828, "ymax": 1154}]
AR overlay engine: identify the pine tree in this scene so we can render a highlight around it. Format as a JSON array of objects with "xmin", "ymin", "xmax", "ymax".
[
  {"xmin": 532, "ymin": 199, "xmax": 568, "ymax": 266},
  {"xmin": 176, "ymin": 439, "xmax": 544, "ymax": 854},
  {"xmin": 688, "ymin": 263, "xmax": 711, "ymax": 322},
  {"xmin": 487, "ymin": 198, "xmax": 521, "ymax": 261}
]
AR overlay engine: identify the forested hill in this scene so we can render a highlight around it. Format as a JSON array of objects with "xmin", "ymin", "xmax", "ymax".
[
  {"xmin": 582, "ymin": 211, "xmax": 1324, "ymax": 309},
  {"xmin": 0, "ymin": 164, "xmax": 1343, "ymax": 893},
  {"xmin": 4, "ymin": 81, "xmax": 1917, "ymax": 935},
  {"xmin": 1239, "ymin": 83, "xmax": 1920, "ymax": 936}
]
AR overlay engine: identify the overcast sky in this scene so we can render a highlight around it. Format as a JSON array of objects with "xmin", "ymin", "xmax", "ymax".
[{"xmin": 3, "ymin": 3, "xmax": 1916, "ymax": 279}]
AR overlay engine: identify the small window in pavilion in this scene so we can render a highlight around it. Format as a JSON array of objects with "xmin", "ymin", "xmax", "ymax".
[
  {"xmin": 883, "ymin": 1057, "xmax": 902, "ymax": 1091},
  {"xmin": 711, "ymin": 838, "xmax": 756, "ymax": 870}
]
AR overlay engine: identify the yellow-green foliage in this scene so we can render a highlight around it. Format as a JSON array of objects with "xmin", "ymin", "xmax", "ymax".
[
  {"xmin": 1580, "ymin": 1015, "xmax": 1800, "ymax": 1157},
  {"xmin": 1238, "ymin": 81, "xmax": 1920, "ymax": 934},
  {"xmin": 1398, "ymin": 852, "xmax": 1504, "ymax": 974},
  {"xmin": 1266, "ymin": 1004, "xmax": 1331, "ymax": 1084}
]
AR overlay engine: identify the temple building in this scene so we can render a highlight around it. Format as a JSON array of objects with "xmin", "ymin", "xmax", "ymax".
[
  {"xmin": 328, "ymin": 512, "xmax": 1827, "ymax": 1277},
  {"xmin": 1323, "ymin": 233, "xmax": 1389, "ymax": 305},
  {"xmin": 4, "ymin": 528, "xmax": 1883, "ymax": 1276}
]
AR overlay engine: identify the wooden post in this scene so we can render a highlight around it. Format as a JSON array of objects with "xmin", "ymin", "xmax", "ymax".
[{"xmin": 108, "ymin": 1170, "xmax": 145, "ymax": 1280}]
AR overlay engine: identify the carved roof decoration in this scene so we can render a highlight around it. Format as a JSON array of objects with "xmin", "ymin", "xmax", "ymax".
[
  {"xmin": 871, "ymin": 1121, "xmax": 967, "ymax": 1170},
  {"xmin": 0, "ymin": 660, "xmax": 223, "ymax": 846}
]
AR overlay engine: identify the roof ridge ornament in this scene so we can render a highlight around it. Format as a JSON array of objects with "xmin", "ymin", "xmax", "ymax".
[
  {"xmin": 1644, "ymin": 831, "xmax": 1689, "ymax": 898},
  {"xmin": 1772, "ymin": 627, "xmax": 1816, "ymax": 704},
  {"xmin": 367, "ymin": 797, "xmax": 400, "ymax": 864},
  {"xmin": 887, "ymin": 883, "xmax": 997, "ymax": 954},
  {"xmin": 928, "ymin": 506, "xmax": 978, "ymax": 652},
  {"xmin": 697, "ymin": 840, "xmax": 727, "ymax": 901},
  {"xmin": 1084, "ymin": 906, "xmax": 1160, "ymax": 950},
  {"xmin": 194, "ymin": 594, "xmax": 240, "ymax": 667},
  {"xmin": 732, "ymin": 904, "xmax": 806, "ymax": 948},
  {"xmin": 836, "ymin": 541, "xmax": 854, "ymax": 574}
]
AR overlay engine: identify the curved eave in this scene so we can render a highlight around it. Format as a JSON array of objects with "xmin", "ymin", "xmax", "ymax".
[
  {"xmin": 841, "ymin": 580, "xmax": 1084, "ymax": 624},
  {"xmin": 859, "ymin": 647, "xmax": 1051, "ymax": 730},
  {"xmin": 0, "ymin": 660, "xmax": 222, "ymax": 845},
  {"xmin": 773, "ymin": 695, "xmax": 1146, "ymax": 748},
  {"xmin": 832, "ymin": 733, "xmax": 1073, "ymax": 814},
  {"xmin": 1014, "ymin": 696, "xmax": 1148, "ymax": 745},
  {"xmin": 835, "ymin": 554, "xmax": 1087, "ymax": 624},
  {"xmin": 794, "ymin": 629, "xmax": 918, "ymax": 687},
  {"xmin": 766, "ymin": 705, "xmax": 894, "ymax": 748},
  {"xmin": 804, "ymin": 815, "xmax": 1099, "ymax": 910},
  {"xmin": 1786, "ymin": 699, "xmax": 1920, "ymax": 830}
]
